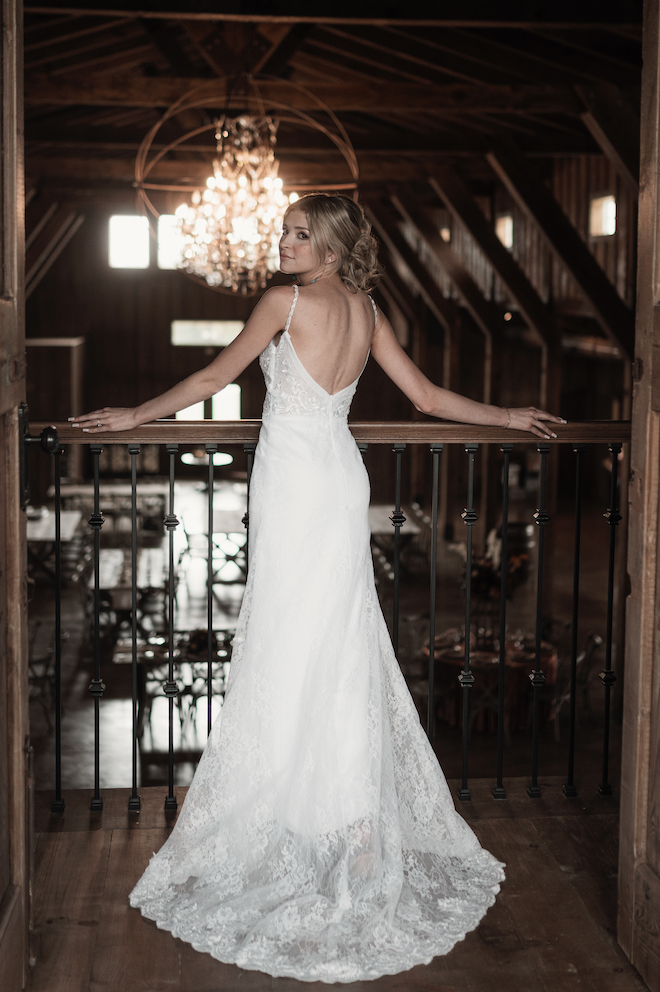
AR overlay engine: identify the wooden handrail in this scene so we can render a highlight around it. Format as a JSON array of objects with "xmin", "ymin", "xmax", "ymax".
[{"xmin": 33, "ymin": 420, "xmax": 632, "ymax": 445}]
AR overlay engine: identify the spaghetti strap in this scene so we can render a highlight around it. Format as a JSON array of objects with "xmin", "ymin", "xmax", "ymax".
[
  {"xmin": 368, "ymin": 295, "xmax": 378, "ymax": 327},
  {"xmin": 284, "ymin": 284, "xmax": 299, "ymax": 332}
]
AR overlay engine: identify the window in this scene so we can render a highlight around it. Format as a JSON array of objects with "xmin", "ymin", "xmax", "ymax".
[
  {"xmin": 212, "ymin": 383, "xmax": 241, "ymax": 420},
  {"xmin": 175, "ymin": 384, "xmax": 241, "ymax": 421},
  {"xmin": 175, "ymin": 400, "xmax": 205, "ymax": 421},
  {"xmin": 589, "ymin": 194, "xmax": 616, "ymax": 237},
  {"xmin": 108, "ymin": 215, "xmax": 150, "ymax": 269},
  {"xmin": 495, "ymin": 213, "xmax": 513, "ymax": 249},
  {"xmin": 157, "ymin": 214, "xmax": 183, "ymax": 269},
  {"xmin": 171, "ymin": 320, "xmax": 244, "ymax": 347}
]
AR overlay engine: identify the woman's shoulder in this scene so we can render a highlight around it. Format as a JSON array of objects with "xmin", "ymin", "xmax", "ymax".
[{"xmin": 260, "ymin": 284, "xmax": 297, "ymax": 305}]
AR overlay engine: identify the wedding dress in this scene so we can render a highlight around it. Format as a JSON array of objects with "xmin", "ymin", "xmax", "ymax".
[{"xmin": 129, "ymin": 287, "xmax": 505, "ymax": 983}]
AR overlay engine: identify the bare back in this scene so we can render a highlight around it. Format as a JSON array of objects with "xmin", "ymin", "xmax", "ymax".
[{"xmin": 281, "ymin": 281, "xmax": 376, "ymax": 396}]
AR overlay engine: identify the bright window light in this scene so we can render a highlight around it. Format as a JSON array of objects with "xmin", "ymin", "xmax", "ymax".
[
  {"xmin": 495, "ymin": 214, "xmax": 513, "ymax": 249},
  {"xmin": 589, "ymin": 194, "xmax": 617, "ymax": 237},
  {"xmin": 175, "ymin": 401, "xmax": 205, "ymax": 421},
  {"xmin": 212, "ymin": 383, "xmax": 241, "ymax": 420},
  {"xmin": 157, "ymin": 214, "xmax": 184, "ymax": 269},
  {"xmin": 108, "ymin": 215, "xmax": 150, "ymax": 269},
  {"xmin": 171, "ymin": 320, "xmax": 244, "ymax": 347},
  {"xmin": 181, "ymin": 451, "xmax": 233, "ymax": 466}
]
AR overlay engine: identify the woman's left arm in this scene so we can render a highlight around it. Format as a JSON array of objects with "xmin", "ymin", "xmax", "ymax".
[
  {"xmin": 371, "ymin": 309, "xmax": 564, "ymax": 439},
  {"xmin": 70, "ymin": 286, "xmax": 294, "ymax": 432}
]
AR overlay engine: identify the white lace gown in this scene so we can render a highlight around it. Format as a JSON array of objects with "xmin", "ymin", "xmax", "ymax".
[{"xmin": 129, "ymin": 288, "xmax": 505, "ymax": 983}]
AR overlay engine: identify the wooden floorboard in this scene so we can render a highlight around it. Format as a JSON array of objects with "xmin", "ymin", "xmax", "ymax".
[
  {"xmin": 533, "ymin": 813, "xmax": 621, "ymax": 944},
  {"xmin": 89, "ymin": 828, "xmax": 179, "ymax": 992},
  {"xmin": 27, "ymin": 785, "xmax": 647, "ymax": 992},
  {"xmin": 473, "ymin": 819, "xmax": 647, "ymax": 992}
]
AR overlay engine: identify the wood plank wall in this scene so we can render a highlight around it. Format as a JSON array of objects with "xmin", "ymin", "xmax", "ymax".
[{"xmin": 405, "ymin": 157, "xmax": 636, "ymax": 314}]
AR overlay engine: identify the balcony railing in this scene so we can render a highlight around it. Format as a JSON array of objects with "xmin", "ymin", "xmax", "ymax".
[{"xmin": 25, "ymin": 418, "xmax": 631, "ymax": 816}]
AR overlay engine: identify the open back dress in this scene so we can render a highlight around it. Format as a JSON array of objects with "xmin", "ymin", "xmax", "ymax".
[{"xmin": 129, "ymin": 286, "xmax": 505, "ymax": 984}]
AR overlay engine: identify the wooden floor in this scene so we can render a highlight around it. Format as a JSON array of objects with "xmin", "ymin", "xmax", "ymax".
[{"xmin": 27, "ymin": 780, "xmax": 647, "ymax": 992}]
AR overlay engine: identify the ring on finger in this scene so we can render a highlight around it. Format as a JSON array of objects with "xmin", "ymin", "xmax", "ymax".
[{"xmin": 97, "ymin": 419, "xmax": 102, "ymax": 428}]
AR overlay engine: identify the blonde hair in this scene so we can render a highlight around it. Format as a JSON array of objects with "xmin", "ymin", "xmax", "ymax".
[{"xmin": 285, "ymin": 193, "xmax": 382, "ymax": 293}]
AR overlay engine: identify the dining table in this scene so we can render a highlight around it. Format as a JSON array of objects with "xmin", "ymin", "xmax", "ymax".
[{"xmin": 422, "ymin": 631, "xmax": 558, "ymax": 733}]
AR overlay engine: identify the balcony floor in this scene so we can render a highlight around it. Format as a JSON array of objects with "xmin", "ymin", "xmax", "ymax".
[{"xmin": 28, "ymin": 781, "xmax": 645, "ymax": 992}]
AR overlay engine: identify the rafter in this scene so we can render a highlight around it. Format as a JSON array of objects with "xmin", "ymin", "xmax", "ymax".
[
  {"xmin": 22, "ymin": 151, "xmax": 455, "ymax": 184},
  {"xmin": 427, "ymin": 165, "xmax": 560, "ymax": 352},
  {"xmin": 391, "ymin": 191, "xmax": 504, "ymax": 347},
  {"xmin": 575, "ymin": 82, "xmax": 640, "ymax": 195},
  {"xmin": 22, "ymin": 4, "xmax": 644, "ymax": 28},
  {"xmin": 486, "ymin": 135, "xmax": 635, "ymax": 356},
  {"xmin": 25, "ymin": 203, "xmax": 85, "ymax": 298},
  {"xmin": 365, "ymin": 197, "xmax": 460, "ymax": 337},
  {"xmin": 23, "ymin": 75, "xmax": 583, "ymax": 114}
]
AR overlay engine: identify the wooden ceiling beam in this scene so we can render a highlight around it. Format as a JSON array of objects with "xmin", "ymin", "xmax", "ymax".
[
  {"xmin": 22, "ymin": 4, "xmax": 643, "ymax": 28},
  {"xmin": 474, "ymin": 26, "xmax": 641, "ymax": 88},
  {"xmin": 313, "ymin": 26, "xmax": 485, "ymax": 87},
  {"xmin": 391, "ymin": 190, "xmax": 504, "ymax": 347},
  {"xmin": 486, "ymin": 134, "xmax": 635, "ymax": 357},
  {"xmin": 25, "ymin": 205, "xmax": 85, "ymax": 298},
  {"xmin": 365, "ymin": 197, "xmax": 460, "ymax": 337},
  {"xmin": 24, "ymin": 14, "xmax": 132, "ymax": 52},
  {"xmin": 23, "ymin": 152, "xmax": 455, "ymax": 184},
  {"xmin": 136, "ymin": 17, "xmax": 201, "ymax": 76},
  {"xmin": 428, "ymin": 164, "xmax": 560, "ymax": 352},
  {"xmin": 575, "ymin": 82, "xmax": 640, "ymax": 195},
  {"xmin": 182, "ymin": 22, "xmax": 286, "ymax": 77},
  {"xmin": 407, "ymin": 25, "xmax": 640, "ymax": 89},
  {"xmin": 23, "ymin": 75, "xmax": 583, "ymax": 114},
  {"xmin": 375, "ymin": 242, "xmax": 418, "ymax": 325}
]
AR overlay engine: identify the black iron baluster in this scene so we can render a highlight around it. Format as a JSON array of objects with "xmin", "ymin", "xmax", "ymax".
[
  {"xmin": 564, "ymin": 444, "xmax": 585, "ymax": 799},
  {"xmin": 163, "ymin": 443, "xmax": 180, "ymax": 810},
  {"xmin": 493, "ymin": 443, "xmax": 513, "ymax": 801},
  {"xmin": 51, "ymin": 445, "xmax": 65, "ymax": 813},
  {"xmin": 206, "ymin": 443, "xmax": 217, "ymax": 737},
  {"xmin": 390, "ymin": 443, "xmax": 406, "ymax": 660},
  {"xmin": 88, "ymin": 444, "xmax": 105, "ymax": 812},
  {"xmin": 427, "ymin": 443, "xmax": 443, "ymax": 745},
  {"xmin": 459, "ymin": 443, "xmax": 478, "ymax": 802},
  {"xmin": 128, "ymin": 444, "xmax": 141, "ymax": 813},
  {"xmin": 242, "ymin": 442, "xmax": 257, "ymax": 571},
  {"xmin": 599, "ymin": 442, "xmax": 622, "ymax": 797},
  {"xmin": 528, "ymin": 443, "xmax": 550, "ymax": 799}
]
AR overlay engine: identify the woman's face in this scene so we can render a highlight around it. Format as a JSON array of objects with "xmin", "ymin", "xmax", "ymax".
[{"xmin": 279, "ymin": 209, "xmax": 326, "ymax": 282}]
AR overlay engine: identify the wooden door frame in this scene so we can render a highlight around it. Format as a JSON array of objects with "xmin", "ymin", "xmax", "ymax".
[
  {"xmin": 618, "ymin": 1, "xmax": 660, "ymax": 988},
  {"xmin": 0, "ymin": 0, "xmax": 29, "ymax": 989}
]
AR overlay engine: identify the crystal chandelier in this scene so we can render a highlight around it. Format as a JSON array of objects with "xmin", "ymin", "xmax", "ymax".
[{"xmin": 174, "ymin": 116, "xmax": 288, "ymax": 294}]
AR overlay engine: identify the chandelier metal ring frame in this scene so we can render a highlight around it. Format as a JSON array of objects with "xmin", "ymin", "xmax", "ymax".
[{"xmin": 134, "ymin": 76, "xmax": 360, "ymax": 295}]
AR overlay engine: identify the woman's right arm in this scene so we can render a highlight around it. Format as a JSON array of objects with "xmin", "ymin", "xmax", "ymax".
[
  {"xmin": 370, "ymin": 309, "xmax": 564, "ymax": 439},
  {"xmin": 70, "ymin": 286, "xmax": 295, "ymax": 433}
]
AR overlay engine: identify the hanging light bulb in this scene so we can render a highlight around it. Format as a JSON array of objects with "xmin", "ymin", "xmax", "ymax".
[{"xmin": 175, "ymin": 116, "xmax": 288, "ymax": 294}]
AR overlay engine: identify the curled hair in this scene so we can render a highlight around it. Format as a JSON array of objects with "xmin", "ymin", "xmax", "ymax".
[{"xmin": 285, "ymin": 193, "xmax": 383, "ymax": 293}]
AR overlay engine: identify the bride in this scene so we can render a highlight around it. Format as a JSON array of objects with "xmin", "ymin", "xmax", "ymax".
[{"xmin": 72, "ymin": 194, "xmax": 561, "ymax": 983}]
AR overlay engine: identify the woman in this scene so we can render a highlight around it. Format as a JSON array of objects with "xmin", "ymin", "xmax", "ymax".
[{"xmin": 72, "ymin": 195, "xmax": 562, "ymax": 983}]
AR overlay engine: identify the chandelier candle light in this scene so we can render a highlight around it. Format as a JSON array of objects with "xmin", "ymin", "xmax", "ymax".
[{"xmin": 175, "ymin": 116, "xmax": 289, "ymax": 294}]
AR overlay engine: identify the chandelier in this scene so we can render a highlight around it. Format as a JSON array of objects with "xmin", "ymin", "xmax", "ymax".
[
  {"xmin": 134, "ymin": 76, "xmax": 360, "ymax": 295},
  {"xmin": 175, "ymin": 116, "xmax": 288, "ymax": 294}
]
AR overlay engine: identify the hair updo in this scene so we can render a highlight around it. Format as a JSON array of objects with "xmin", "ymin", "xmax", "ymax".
[{"xmin": 285, "ymin": 193, "xmax": 383, "ymax": 293}]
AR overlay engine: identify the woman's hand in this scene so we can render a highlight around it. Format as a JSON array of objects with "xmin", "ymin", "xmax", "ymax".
[
  {"xmin": 506, "ymin": 406, "xmax": 566, "ymax": 439},
  {"xmin": 68, "ymin": 407, "xmax": 138, "ymax": 433}
]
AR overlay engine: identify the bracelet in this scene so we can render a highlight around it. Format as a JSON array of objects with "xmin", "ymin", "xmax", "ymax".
[{"xmin": 504, "ymin": 408, "xmax": 511, "ymax": 429}]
